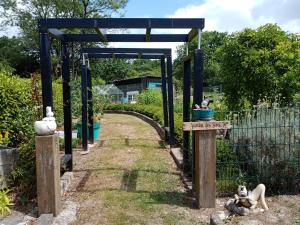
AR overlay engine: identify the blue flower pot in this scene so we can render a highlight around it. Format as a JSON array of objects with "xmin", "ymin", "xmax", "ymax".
[
  {"xmin": 193, "ymin": 109, "xmax": 214, "ymax": 121},
  {"xmin": 76, "ymin": 122, "xmax": 101, "ymax": 140}
]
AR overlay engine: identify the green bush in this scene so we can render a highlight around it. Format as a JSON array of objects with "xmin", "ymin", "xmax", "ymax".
[
  {"xmin": 52, "ymin": 79, "xmax": 64, "ymax": 126},
  {"xmin": 138, "ymin": 89, "xmax": 162, "ymax": 106},
  {"xmin": 104, "ymin": 103, "xmax": 183, "ymax": 144},
  {"xmin": 0, "ymin": 189, "xmax": 14, "ymax": 216},
  {"xmin": 0, "ymin": 73, "xmax": 35, "ymax": 147}
]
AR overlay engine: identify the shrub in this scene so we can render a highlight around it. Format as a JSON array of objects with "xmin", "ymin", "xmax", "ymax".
[
  {"xmin": 104, "ymin": 103, "xmax": 183, "ymax": 144},
  {"xmin": 52, "ymin": 79, "xmax": 64, "ymax": 126},
  {"xmin": 0, "ymin": 189, "xmax": 14, "ymax": 216},
  {"xmin": 138, "ymin": 89, "xmax": 162, "ymax": 106},
  {"xmin": 0, "ymin": 73, "xmax": 35, "ymax": 147}
]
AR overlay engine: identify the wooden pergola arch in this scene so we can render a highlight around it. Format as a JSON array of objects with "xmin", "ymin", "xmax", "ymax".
[{"xmin": 38, "ymin": 18, "xmax": 205, "ymax": 172}]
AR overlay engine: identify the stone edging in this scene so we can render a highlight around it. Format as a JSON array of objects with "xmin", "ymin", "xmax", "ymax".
[{"xmin": 104, "ymin": 110, "xmax": 165, "ymax": 140}]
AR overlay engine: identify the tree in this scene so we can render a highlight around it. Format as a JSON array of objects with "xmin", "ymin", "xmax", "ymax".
[
  {"xmin": 0, "ymin": 0, "xmax": 128, "ymax": 75},
  {"xmin": 0, "ymin": 36, "xmax": 39, "ymax": 77},
  {"xmin": 173, "ymin": 31, "xmax": 227, "ymax": 90},
  {"xmin": 91, "ymin": 58, "xmax": 130, "ymax": 83},
  {"xmin": 128, "ymin": 59, "xmax": 160, "ymax": 77},
  {"xmin": 218, "ymin": 24, "xmax": 300, "ymax": 110}
]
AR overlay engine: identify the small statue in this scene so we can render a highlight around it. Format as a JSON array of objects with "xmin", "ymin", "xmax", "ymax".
[
  {"xmin": 225, "ymin": 184, "xmax": 268, "ymax": 216},
  {"xmin": 234, "ymin": 184, "xmax": 269, "ymax": 211},
  {"xmin": 34, "ymin": 106, "xmax": 57, "ymax": 136}
]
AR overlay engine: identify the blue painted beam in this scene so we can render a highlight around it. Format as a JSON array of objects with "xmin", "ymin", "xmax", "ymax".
[
  {"xmin": 146, "ymin": 28, "xmax": 151, "ymax": 42},
  {"xmin": 39, "ymin": 18, "xmax": 205, "ymax": 29},
  {"xmin": 94, "ymin": 28, "xmax": 108, "ymax": 42},
  {"xmin": 64, "ymin": 34, "xmax": 188, "ymax": 42},
  {"xmin": 81, "ymin": 47, "xmax": 171, "ymax": 55},
  {"xmin": 48, "ymin": 28, "xmax": 65, "ymax": 40},
  {"xmin": 87, "ymin": 53, "xmax": 165, "ymax": 59}
]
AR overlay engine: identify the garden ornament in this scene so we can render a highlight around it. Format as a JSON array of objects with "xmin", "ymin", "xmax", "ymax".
[
  {"xmin": 34, "ymin": 106, "xmax": 57, "ymax": 135},
  {"xmin": 225, "ymin": 183, "xmax": 268, "ymax": 216},
  {"xmin": 201, "ymin": 98, "xmax": 213, "ymax": 109}
]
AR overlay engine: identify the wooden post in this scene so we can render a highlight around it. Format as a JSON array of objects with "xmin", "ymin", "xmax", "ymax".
[
  {"xmin": 195, "ymin": 130, "xmax": 216, "ymax": 208},
  {"xmin": 183, "ymin": 121, "xmax": 231, "ymax": 208},
  {"xmin": 35, "ymin": 134, "xmax": 61, "ymax": 216}
]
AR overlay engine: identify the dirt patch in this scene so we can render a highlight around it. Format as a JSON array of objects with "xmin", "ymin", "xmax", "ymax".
[{"xmin": 225, "ymin": 195, "xmax": 300, "ymax": 224}]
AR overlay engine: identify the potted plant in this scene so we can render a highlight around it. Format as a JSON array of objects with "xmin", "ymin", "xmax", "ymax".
[{"xmin": 72, "ymin": 80, "xmax": 104, "ymax": 141}]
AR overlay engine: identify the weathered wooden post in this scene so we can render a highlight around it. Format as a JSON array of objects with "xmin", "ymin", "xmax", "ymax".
[
  {"xmin": 183, "ymin": 121, "xmax": 231, "ymax": 208},
  {"xmin": 35, "ymin": 106, "xmax": 61, "ymax": 216},
  {"xmin": 35, "ymin": 134, "xmax": 61, "ymax": 216}
]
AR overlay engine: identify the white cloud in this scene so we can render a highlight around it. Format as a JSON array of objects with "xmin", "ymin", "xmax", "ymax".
[
  {"xmin": 168, "ymin": 0, "xmax": 300, "ymax": 34},
  {"xmin": 116, "ymin": 0, "xmax": 300, "ymax": 58}
]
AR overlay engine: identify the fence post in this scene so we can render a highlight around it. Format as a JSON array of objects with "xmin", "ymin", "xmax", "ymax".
[{"xmin": 35, "ymin": 134, "xmax": 61, "ymax": 216}]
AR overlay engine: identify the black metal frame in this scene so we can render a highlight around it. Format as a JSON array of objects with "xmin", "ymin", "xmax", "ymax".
[
  {"xmin": 80, "ymin": 48, "xmax": 173, "ymax": 151},
  {"xmin": 38, "ymin": 18, "xmax": 205, "ymax": 172}
]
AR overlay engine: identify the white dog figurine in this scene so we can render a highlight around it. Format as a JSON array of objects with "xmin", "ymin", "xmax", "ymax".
[{"xmin": 234, "ymin": 184, "xmax": 269, "ymax": 211}]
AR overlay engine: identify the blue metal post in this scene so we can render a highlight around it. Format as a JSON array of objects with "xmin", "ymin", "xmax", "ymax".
[
  {"xmin": 160, "ymin": 58, "xmax": 169, "ymax": 135},
  {"xmin": 81, "ymin": 59, "xmax": 88, "ymax": 151},
  {"xmin": 62, "ymin": 42, "xmax": 72, "ymax": 170},
  {"xmin": 192, "ymin": 48, "xmax": 204, "ymax": 186},
  {"xmin": 87, "ymin": 65, "xmax": 94, "ymax": 144},
  {"xmin": 183, "ymin": 58, "xmax": 191, "ymax": 174},
  {"xmin": 39, "ymin": 30, "xmax": 53, "ymax": 116},
  {"xmin": 167, "ymin": 55, "xmax": 175, "ymax": 146}
]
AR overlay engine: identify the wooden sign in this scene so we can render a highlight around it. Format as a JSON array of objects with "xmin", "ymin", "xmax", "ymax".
[{"xmin": 183, "ymin": 121, "xmax": 231, "ymax": 131}]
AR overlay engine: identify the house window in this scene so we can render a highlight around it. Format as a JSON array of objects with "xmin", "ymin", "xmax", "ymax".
[{"xmin": 127, "ymin": 91, "xmax": 139, "ymax": 103}]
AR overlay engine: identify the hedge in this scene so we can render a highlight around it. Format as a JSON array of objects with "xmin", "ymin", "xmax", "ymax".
[{"xmin": 104, "ymin": 103, "xmax": 183, "ymax": 144}]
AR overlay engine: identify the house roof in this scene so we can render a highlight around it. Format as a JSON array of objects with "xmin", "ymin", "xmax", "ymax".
[{"xmin": 113, "ymin": 76, "xmax": 161, "ymax": 85}]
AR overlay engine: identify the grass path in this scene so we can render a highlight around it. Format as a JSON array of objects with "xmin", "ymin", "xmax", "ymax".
[{"xmin": 66, "ymin": 114, "xmax": 215, "ymax": 225}]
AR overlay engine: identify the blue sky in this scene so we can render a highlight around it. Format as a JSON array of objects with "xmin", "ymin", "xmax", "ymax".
[
  {"xmin": 1, "ymin": 0, "xmax": 300, "ymax": 56},
  {"xmin": 124, "ymin": 0, "xmax": 203, "ymax": 17}
]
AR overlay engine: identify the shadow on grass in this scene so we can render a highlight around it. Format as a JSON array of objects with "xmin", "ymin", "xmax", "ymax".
[
  {"xmin": 72, "ymin": 167, "xmax": 196, "ymax": 208},
  {"xmin": 120, "ymin": 169, "xmax": 138, "ymax": 192}
]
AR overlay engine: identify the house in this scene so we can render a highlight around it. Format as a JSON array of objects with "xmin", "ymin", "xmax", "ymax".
[{"xmin": 113, "ymin": 76, "xmax": 162, "ymax": 103}]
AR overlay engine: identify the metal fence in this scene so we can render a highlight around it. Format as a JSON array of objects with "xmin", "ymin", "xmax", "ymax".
[{"xmin": 215, "ymin": 107, "xmax": 300, "ymax": 195}]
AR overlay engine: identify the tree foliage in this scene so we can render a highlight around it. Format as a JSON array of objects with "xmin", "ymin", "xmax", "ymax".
[
  {"xmin": 218, "ymin": 24, "xmax": 300, "ymax": 109},
  {"xmin": 173, "ymin": 31, "xmax": 227, "ymax": 89},
  {"xmin": 0, "ymin": 36, "xmax": 38, "ymax": 77},
  {"xmin": 91, "ymin": 58, "xmax": 130, "ymax": 83},
  {"xmin": 0, "ymin": 0, "xmax": 128, "ymax": 75},
  {"xmin": 128, "ymin": 59, "xmax": 160, "ymax": 77}
]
